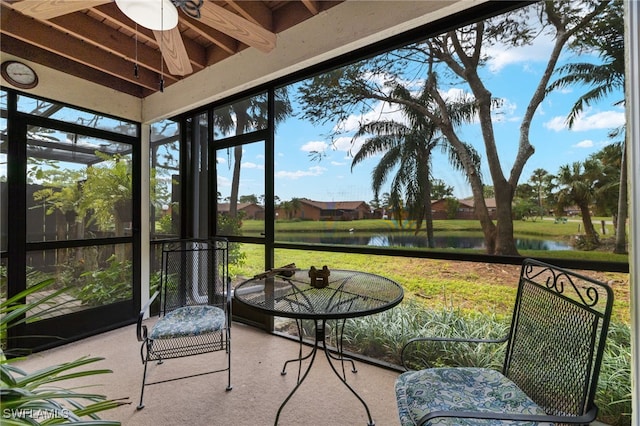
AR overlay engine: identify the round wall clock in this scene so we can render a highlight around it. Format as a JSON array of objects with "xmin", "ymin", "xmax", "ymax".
[{"xmin": 1, "ymin": 60, "xmax": 39, "ymax": 89}]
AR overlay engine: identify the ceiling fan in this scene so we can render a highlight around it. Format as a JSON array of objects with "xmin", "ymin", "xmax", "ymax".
[{"xmin": 9, "ymin": 0, "xmax": 277, "ymax": 77}]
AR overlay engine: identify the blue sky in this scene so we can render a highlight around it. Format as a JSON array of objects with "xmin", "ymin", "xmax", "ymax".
[{"xmin": 219, "ymin": 28, "xmax": 625, "ymax": 204}]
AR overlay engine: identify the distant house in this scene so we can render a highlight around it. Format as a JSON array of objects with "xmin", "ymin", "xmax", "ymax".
[
  {"xmin": 431, "ymin": 197, "xmax": 497, "ymax": 220},
  {"xmin": 218, "ymin": 202, "xmax": 264, "ymax": 220},
  {"xmin": 277, "ymin": 198, "xmax": 372, "ymax": 221}
]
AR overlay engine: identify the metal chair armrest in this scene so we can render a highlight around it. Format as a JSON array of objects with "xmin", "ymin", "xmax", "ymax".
[
  {"xmin": 136, "ymin": 291, "xmax": 160, "ymax": 342},
  {"xmin": 417, "ymin": 406, "xmax": 597, "ymax": 426},
  {"xmin": 400, "ymin": 335, "xmax": 508, "ymax": 370},
  {"xmin": 225, "ymin": 276, "xmax": 232, "ymax": 326}
]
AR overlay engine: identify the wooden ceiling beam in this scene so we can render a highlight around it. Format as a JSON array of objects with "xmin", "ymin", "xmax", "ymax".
[
  {"xmin": 194, "ymin": 2, "xmax": 276, "ymax": 53},
  {"xmin": 225, "ymin": 0, "xmax": 273, "ymax": 30},
  {"xmin": 180, "ymin": 14, "xmax": 238, "ymax": 55},
  {"xmin": 91, "ymin": 3, "xmax": 207, "ymax": 72},
  {"xmin": 1, "ymin": 35, "xmax": 148, "ymax": 97},
  {"xmin": 9, "ymin": 0, "xmax": 109, "ymax": 20},
  {"xmin": 206, "ymin": 45, "xmax": 234, "ymax": 67},
  {"xmin": 0, "ymin": 5, "xmax": 160, "ymax": 91},
  {"xmin": 300, "ymin": 0, "xmax": 320, "ymax": 15},
  {"xmin": 270, "ymin": 1, "xmax": 315, "ymax": 32},
  {"xmin": 46, "ymin": 12, "xmax": 178, "ymax": 82}
]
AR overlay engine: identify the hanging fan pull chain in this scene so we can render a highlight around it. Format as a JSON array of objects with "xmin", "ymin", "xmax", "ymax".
[
  {"xmin": 160, "ymin": 0, "xmax": 165, "ymax": 92},
  {"xmin": 134, "ymin": 23, "xmax": 139, "ymax": 79}
]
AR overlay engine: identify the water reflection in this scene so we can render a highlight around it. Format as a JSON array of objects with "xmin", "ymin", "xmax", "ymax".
[{"xmin": 276, "ymin": 233, "xmax": 573, "ymax": 251}]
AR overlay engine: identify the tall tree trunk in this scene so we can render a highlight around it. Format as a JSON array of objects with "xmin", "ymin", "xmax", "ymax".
[
  {"xmin": 614, "ymin": 141, "xmax": 628, "ymax": 253},
  {"xmin": 229, "ymin": 107, "xmax": 250, "ymax": 217},
  {"xmin": 494, "ymin": 183, "xmax": 519, "ymax": 255},
  {"xmin": 229, "ymin": 145, "xmax": 242, "ymax": 218},
  {"xmin": 423, "ymin": 175, "xmax": 434, "ymax": 248},
  {"xmin": 579, "ymin": 203, "xmax": 599, "ymax": 248}
]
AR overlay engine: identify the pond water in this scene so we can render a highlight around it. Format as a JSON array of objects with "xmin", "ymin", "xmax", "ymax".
[{"xmin": 275, "ymin": 232, "xmax": 573, "ymax": 251}]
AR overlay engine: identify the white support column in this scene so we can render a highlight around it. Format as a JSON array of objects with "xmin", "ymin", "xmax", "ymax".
[
  {"xmin": 140, "ymin": 123, "xmax": 151, "ymax": 317},
  {"xmin": 624, "ymin": 1, "xmax": 639, "ymax": 424}
]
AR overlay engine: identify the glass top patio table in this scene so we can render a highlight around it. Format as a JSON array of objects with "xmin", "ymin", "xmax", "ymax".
[
  {"xmin": 233, "ymin": 269, "xmax": 404, "ymax": 320},
  {"xmin": 234, "ymin": 268, "xmax": 404, "ymax": 425}
]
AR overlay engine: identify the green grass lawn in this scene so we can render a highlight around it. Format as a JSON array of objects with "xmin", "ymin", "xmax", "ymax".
[
  {"xmin": 238, "ymin": 217, "xmax": 628, "ymax": 263},
  {"xmin": 231, "ymin": 243, "xmax": 630, "ymax": 324}
]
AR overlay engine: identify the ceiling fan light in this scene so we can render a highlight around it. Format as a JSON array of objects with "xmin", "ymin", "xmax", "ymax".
[{"xmin": 115, "ymin": 0, "xmax": 179, "ymax": 31}]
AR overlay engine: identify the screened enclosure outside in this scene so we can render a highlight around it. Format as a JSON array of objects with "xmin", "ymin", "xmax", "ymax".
[
  {"xmin": 1, "ymin": 90, "xmax": 140, "ymax": 350},
  {"xmin": 149, "ymin": 0, "xmax": 631, "ymax": 300},
  {"xmin": 267, "ymin": 0, "xmax": 627, "ymax": 269},
  {"xmin": 148, "ymin": 3, "xmax": 631, "ymax": 422},
  {"xmin": 167, "ymin": 0, "xmax": 631, "ymax": 271},
  {"xmin": 150, "ymin": 119, "xmax": 181, "ymax": 241},
  {"xmin": 21, "ymin": 124, "xmax": 134, "ymax": 314}
]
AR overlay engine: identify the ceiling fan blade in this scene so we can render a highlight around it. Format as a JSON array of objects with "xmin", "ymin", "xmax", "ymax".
[
  {"xmin": 196, "ymin": 1, "xmax": 276, "ymax": 53},
  {"xmin": 153, "ymin": 27, "xmax": 193, "ymax": 76},
  {"xmin": 11, "ymin": 0, "xmax": 110, "ymax": 20}
]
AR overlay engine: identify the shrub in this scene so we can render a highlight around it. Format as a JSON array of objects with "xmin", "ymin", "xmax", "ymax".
[{"xmin": 74, "ymin": 256, "xmax": 132, "ymax": 306}]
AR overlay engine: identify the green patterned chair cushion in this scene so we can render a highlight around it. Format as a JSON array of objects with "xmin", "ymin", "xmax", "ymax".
[
  {"xmin": 149, "ymin": 305, "xmax": 225, "ymax": 340},
  {"xmin": 395, "ymin": 367, "xmax": 552, "ymax": 426}
]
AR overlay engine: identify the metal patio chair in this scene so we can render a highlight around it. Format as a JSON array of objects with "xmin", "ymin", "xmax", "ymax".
[
  {"xmin": 136, "ymin": 238, "xmax": 232, "ymax": 409},
  {"xmin": 395, "ymin": 258, "xmax": 613, "ymax": 426}
]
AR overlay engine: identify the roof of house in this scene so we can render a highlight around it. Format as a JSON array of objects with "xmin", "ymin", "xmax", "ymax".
[
  {"xmin": 460, "ymin": 197, "xmax": 497, "ymax": 209},
  {"xmin": 299, "ymin": 198, "xmax": 369, "ymax": 211},
  {"xmin": 217, "ymin": 202, "xmax": 263, "ymax": 212}
]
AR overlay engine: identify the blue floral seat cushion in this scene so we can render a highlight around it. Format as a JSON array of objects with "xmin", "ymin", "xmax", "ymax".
[
  {"xmin": 149, "ymin": 305, "xmax": 225, "ymax": 340},
  {"xmin": 395, "ymin": 367, "xmax": 552, "ymax": 426}
]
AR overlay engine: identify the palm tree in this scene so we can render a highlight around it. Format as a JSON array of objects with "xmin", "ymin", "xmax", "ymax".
[
  {"xmin": 549, "ymin": 0, "xmax": 626, "ymax": 253},
  {"xmin": 350, "ymin": 87, "xmax": 478, "ymax": 247},
  {"xmin": 352, "ymin": 120, "xmax": 437, "ymax": 243},
  {"xmin": 215, "ymin": 89, "xmax": 292, "ymax": 217},
  {"xmin": 554, "ymin": 161, "xmax": 601, "ymax": 249},
  {"xmin": 529, "ymin": 168, "xmax": 550, "ymax": 219}
]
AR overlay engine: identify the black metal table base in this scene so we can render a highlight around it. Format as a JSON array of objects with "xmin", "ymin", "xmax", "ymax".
[{"xmin": 274, "ymin": 319, "xmax": 374, "ymax": 426}]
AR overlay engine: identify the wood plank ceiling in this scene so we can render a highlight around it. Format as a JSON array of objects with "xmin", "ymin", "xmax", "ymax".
[{"xmin": 0, "ymin": 0, "xmax": 344, "ymax": 98}]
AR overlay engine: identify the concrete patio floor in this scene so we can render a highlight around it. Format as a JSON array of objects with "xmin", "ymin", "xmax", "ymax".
[{"xmin": 13, "ymin": 320, "xmax": 402, "ymax": 426}]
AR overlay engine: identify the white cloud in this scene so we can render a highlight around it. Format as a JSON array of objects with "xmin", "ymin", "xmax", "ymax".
[
  {"xmin": 440, "ymin": 87, "xmax": 469, "ymax": 102},
  {"xmin": 544, "ymin": 110, "xmax": 625, "ymax": 132},
  {"xmin": 484, "ymin": 31, "xmax": 554, "ymax": 73},
  {"xmin": 572, "ymin": 139, "xmax": 594, "ymax": 148},
  {"xmin": 242, "ymin": 162, "xmax": 263, "ymax": 170},
  {"xmin": 571, "ymin": 110, "xmax": 625, "ymax": 131},
  {"xmin": 216, "ymin": 156, "xmax": 227, "ymax": 164},
  {"xmin": 275, "ymin": 166, "xmax": 327, "ymax": 180},
  {"xmin": 333, "ymin": 135, "xmax": 368, "ymax": 155},
  {"xmin": 331, "ymin": 161, "xmax": 347, "ymax": 166},
  {"xmin": 301, "ymin": 140, "xmax": 329, "ymax": 153},
  {"xmin": 544, "ymin": 116, "xmax": 567, "ymax": 131},
  {"xmin": 337, "ymin": 100, "xmax": 406, "ymax": 133}
]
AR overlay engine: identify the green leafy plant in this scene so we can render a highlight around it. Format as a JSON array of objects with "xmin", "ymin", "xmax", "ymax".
[
  {"xmin": 75, "ymin": 256, "xmax": 132, "ymax": 307},
  {"xmin": 597, "ymin": 322, "xmax": 632, "ymax": 426},
  {"xmin": 1, "ymin": 279, "xmax": 127, "ymax": 424}
]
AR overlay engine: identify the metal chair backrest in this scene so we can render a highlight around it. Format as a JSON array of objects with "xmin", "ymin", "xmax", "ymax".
[
  {"xmin": 504, "ymin": 259, "xmax": 613, "ymax": 418},
  {"xmin": 160, "ymin": 238, "xmax": 229, "ymax": 314}
]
